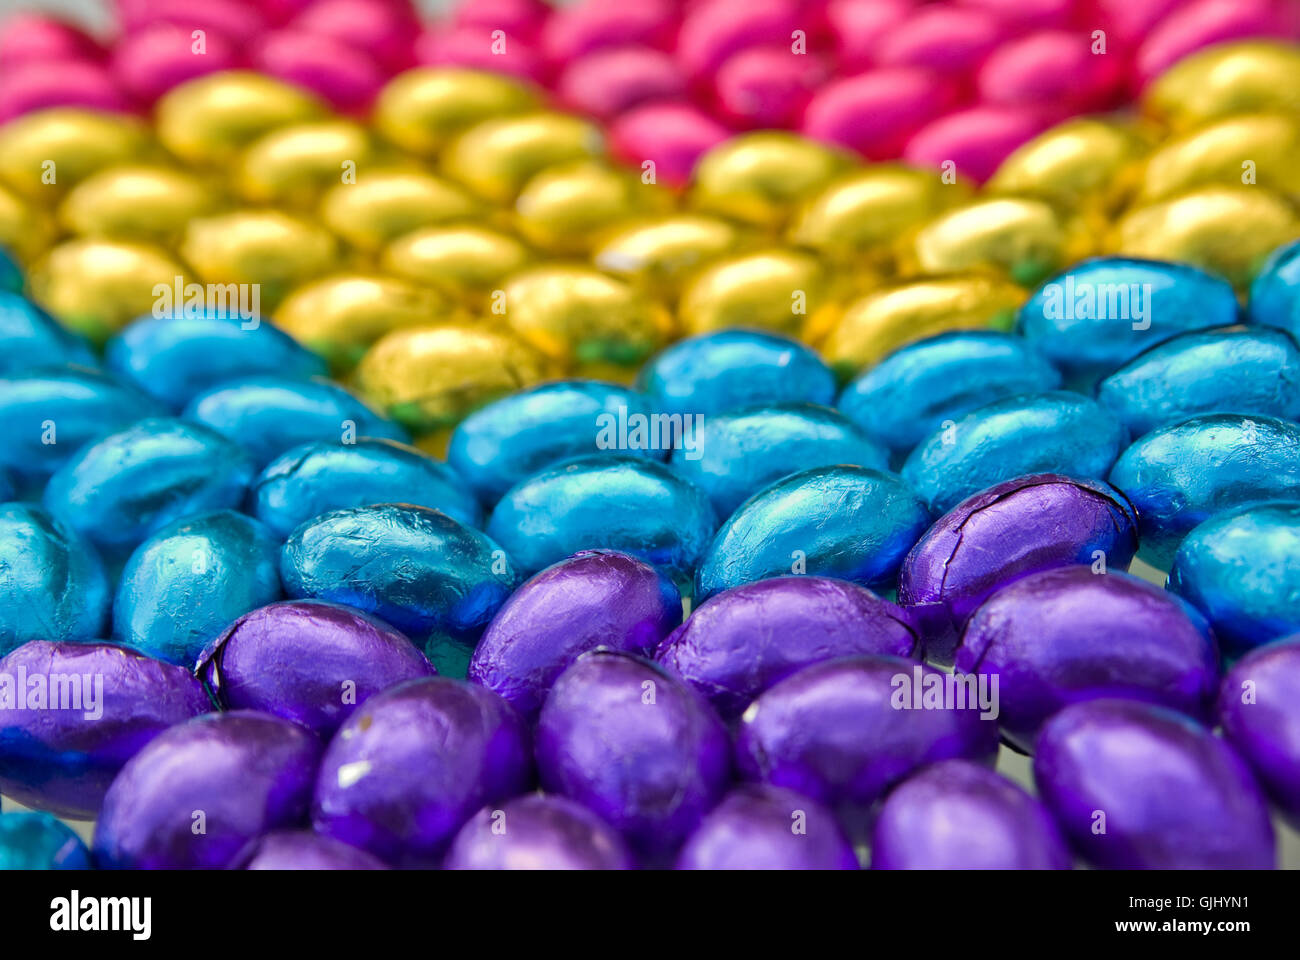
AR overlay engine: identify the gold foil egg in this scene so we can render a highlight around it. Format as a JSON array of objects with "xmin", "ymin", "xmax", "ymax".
[
  {"xmin": 501, "ymin": 264, "xmax": 674, "ymax": 377},
  {"xmin": 235, "ymin": 121, "xmax": 377, "ymax": 208},
  {"xmin": 986, "ymin": 118, "xmax": 1147, "ymax": 212},
  {"xmin": 0, "ymin": 109, "xmax": 153, "ymax": 203},
  {"xmin": 319, "ymin": 169, "xmax": 483, "ymax": 255},
  {"xmin": 440, "ymin": 112, "xmax": 605, "ymax": 204},
  {"xmin": 1144, "ymin": 41, "xmax": 1300, "ymax": 132},
  {"xmin": 822, "ymin": 276, "xmax": 1026, "ymax": 376},
  {"xmin": 353, "ymin": 323, "xmax": 554, "ymax": 436},
  {"xmin": 690, "ymin": 132, "xmax": 849, "ymax": 230},
  {"xmin": 58, "ymin": 165, "xmax": 220, "ymax": 246},
  {"xmin": 156, "ymin": 72, "xmax": 327, "ymax": 168},
  {"xmin": 381, "ymin": 225, "xmax": 532, "ymax": 305},
  {"xmin": 514, "ymin": 161, "xmax": 670, "ymax": 255},
  {"xmin": 180, "ymin": 210, "xmax": 339, "ymax": 310},
  {"xmin": 1115, "ymin": 186, "xmax": 1300, "ymax": 289},
  {"xmin": 29, "ymin": 239, "xmax": 193, "ymax": 344},
  {"xmin": 0, "ymin": 183, "xmax": 55, "ymax": 263},
  {"xmin": 678, "ymin": 249, "xmax": 828, "ymax": 339},
  {"xmin": 1136, "ymin": 113, "xmax": 1300, "ymax": 203},
  {"xmin": 372, "ymin": 67, "xmax": 541, "ymax": 158},
  {"xmin": 592, "ymin": 214, "xmax": 739, "ymax": 298}
]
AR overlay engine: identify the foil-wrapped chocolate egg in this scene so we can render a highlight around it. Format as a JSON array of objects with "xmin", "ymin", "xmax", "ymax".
[
  {"xmin": 1034, "ymin": 699, "xmax": 1275, "ymax": 869},
  {"xmin": 514, "ymin": 161, "xmax": 668, "ymax": 255},
  {"xmin": 469, "ymin": 550, "xmax": 681, "ymax": 720},
  {"xmin": 235, "ymin": 120, "xmax": 377, "ymax": 209},
  {"xmin": 94, "ymin": 711, "xmax": 321, "ymax": 869},
  {"xmin": 0, "ymin": 108, "xmax": 152, "ymax": 202},
  {"xmin": 678, "ymin": 250, "xmax": 828, "ymax": 340},
  {"xmin": 381, "ymin": 225, "xmax": 532, "ymax": 307},
  {"xmin": 1137, "ymin": 113, "xmax": 1300, "ymax": 204},
  {"xmin": 441, "ymin": 112, "xmax": 605, "ymax": 204},
  {"xmin": 593, "ymin": 215, "xmax": 738, "ymax": 298},
  {"xmin": 318, "ymin": 169, "xmax": 483, "ymax": 256},
  {"xmin": 241, "ymin": 830, "xmax": 389, "ymax": 870},
  {"xmin": 1250, "ymin": 237, "xmax": 1300, "ymax": 338},
  {"xmin": 444, "ymin": 793, "xmax": 636, "ymax": 870},
  {"xmin": 903, "ymin": 105, "xmax": 1049, "ymax": 186},
  {"xmin": 0, "ymin": 183, "xmax": 55, "ymax": 264},
  {"xmin": 696, "ymin": 465, "xmax": 930, "ymax": 601},
  {"xmin": 0, "ymin": 640, "xmax": 211, "ymax": 818},
  {"xmin": 1143, "ymin": 40, "xmax": 1300, "ymax": 130},
  {"xmin": 113, "ymin": 510, "xmax": 283, "ymax": 668},
  {"xmin": 312, "ymin": 676, "xmax": 531, "ymax": 866},
  {"xmin": 986, "ymin": 117, "xmax": 1146, "ymax": 211},
  {"xmin": 657, "ymin": 576, "xmax": 920, "ymax": 720},
  {"xmin": 56, "ymin": 165, "xmax": 219, "ymax": 246},
  {"xmin": 371, "ymin": 67, "xmax": 540, "ymax": 158},
  {"xmin": 0, "ymin": 812, "xmax": 91, "ymax": 870},
  {"xmin": 1218, "ymin": 637, "xmax": 1300, "ymax": 822}
]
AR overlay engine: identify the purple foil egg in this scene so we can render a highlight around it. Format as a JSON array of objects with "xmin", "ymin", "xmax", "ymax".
[
  {"xmin": 93, "ymin": 711, "xmax": 322, "ymax": 870},
  {"xmin": 312, "ymin": 677, "xmax": 532, "ymax": 867},
  {"xmin": 468, "ymin": 550, "xmax": 682, "ymax": 721},
  {"xmin": 535, "ymin": 651, "xmax": 731, "ymax": 858},
  {"xmin": 443, "ymin": 793, "xmax": 637, "ymax": 870},
  {"xmin": 0, "ymin": 640, "xmax": 211, "ymax": 819},
  {"xmin": 870, "ymin": 760, "xmax": 1072, "ymax": 870},
  {"xmin": 241, "ymin": 830, "xmax": 389, "ymax": 870},
  {"xmin": 675, "ymin": 784, "xmax": 859, "ymax": 870},
  {"xmin": 656, "ymin": 576, "xmax": 920, "ymax": 720},
  {"xmin": 1034, "ymin": 699, "xmax": 1275, "ymax": 869},
  {"xmin": 1218, "ymin": 637, "xmax": 1300, "ymax": 823},
  {"xmin": 955, "ymin": 567, "xmax": 1220, "ymax": 751},
  {"xmin": 198, "ymin": 600, "xmax": 435, "ymax": 738},
  {"xmin": 898, "ymin": 473, "xmax": 1140, "ymax": 664},
  {"xmin": 735, "ymin": 655, "xmax": 1000, "ymax": 806}
]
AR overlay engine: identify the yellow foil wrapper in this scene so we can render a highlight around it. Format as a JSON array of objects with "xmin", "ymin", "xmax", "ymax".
[
  {"xmin": 822, "ymin": 275, "xmax": 1026, "ymax": 377},
  {"xmin": 1144, "ymin": 41, "xmax": 1300, "ymax": 132},
  {"xmin": 319, "ymin": 168, "xmax": 483, "ymax": 255},
  {"xmin": 29, "ymin": 239, "xmax": 193, "ymax": 344},
  {"xmin": 381, "ymin": 224, "xmax": 532, "ymax": 305},
  {"xmin": 236, "ymin": 121, "xmax": 378, "ymax": 209},
  {"xmin": 441, "ymin": 112, "xmax": 605, "ymax": 204},
  {"xmin": 514, "ymin": 161, "xmax": 671, "ymax": 255},
  {"xmin": 0, "ymin": 109, "xmax": 153, "ymax": 203},
  {"xmin": 678, "ymin": 249, "xmax": 829, "ymax": 339},
  {"xmin": 0, "ymin": 183, "xmax": 55, "ymax": 263},
  {"xmin": 593, "ymin": 214, "xmax": 740, "ymax": 298},
  {"xmin": 353, "ymin": 323, "xmax": 554, "ymax": 433},
  {"xmin": 1114, "ymin": 186, "xmax": 1300, "ymax": 290},
  {"xmin": 690, "ymin": 132, "xmax": 850, "ymax": 230},
  {"xmin": 372, "ymin": 67, "xmax": 541, "ymax": 158},
  {"xmin": 1136, "ymin": 113, "xmax": 1300, "ymax": 203},
  {"xmin": 58, "ymin": 165, "xmax": 221, "ymax": 246},
  {"xmin": 986, "ymin": 117, "xmax": 1148, "ymax": 213},
  {"xmin": 180, "ymin": 209, "xmax": 339, "ymax": 310}
]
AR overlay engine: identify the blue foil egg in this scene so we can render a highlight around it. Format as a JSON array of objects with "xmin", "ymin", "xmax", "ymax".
[
  {"xmin": 0, "ymin": 248, "xmax": 20, "ymax": 293},
  {"xmin": 1169, "ymin": 501, "xmax": 1300, "ymax": 655},
  {"xmin": 486, "ymin": 454, "xmax": 718, "ymax": 583},
  {"xmin": 1250, "ymin": 237, "xmax": 1300, "ymax": 338},
  {"xmin": 901, "ymin": 391, "xmax": 1128, "ymax": 514},
  {"xmin": 1110, "ymin": 413, "xmax": 1300, "ymax": 568},
  {"xmin": 637, "ymin": 329, "xmax": 836, "ymax": 417},
  {"xmin": 447, "ymin": 380, "xmax": 659, "ymax": 505},
  {"xmin": 1017, "ymin": 257, "xmax": 1239, "ymax": 388},
  {"xmin": 0, "ymin": 290, "xmax": 96, "ymax": 374},
  {"xmin": 0, "ymin": 503, "xmax": 109, "ymax": 655},
  {"xmin": 0, "ymin": 365, "xmax": 166, "ymax": 488},
  {"xmin": 838, "ymin": 331, "xmax": 1062, "ymax": 457},
  {"xmin": 671, "ymin": 403, "xmax": 889, "ymax": 518},
  {"xmin": 281, "ymin": 503, "xmax": 519, "ymax": 675},
  {"xmin": 106, "ymin": 312, "xmax": 327, "ymax": 410},
  {"xmin": 0, "ymin": 812, "xmax": 91, "ymax": 869},
  {"xmin": 184, "ymin": 375, "xmax": 407, "ymax": 469},
  {"xmin": 695, "ymin": 464, "xmax": 931, "ymax": 601},
  {"xmin": 254, "ymin": 437, "xmax": 481, "ymax": 538},
  {"xmin": 1098, "ymin": 327, "xmax": 1300, "ymax": 438},
  {"xmin": 42, "ymin": 417, "xmax": 255, "ymax": 558},
  {"xmin": 113, "ymin": 509, "xmax": 283, "ymax": 667}
]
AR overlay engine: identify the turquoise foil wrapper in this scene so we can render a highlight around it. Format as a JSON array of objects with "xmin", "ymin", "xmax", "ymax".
[
  {"xmin": 0, "ymin": 290, "xmax": 96, "ymax": 375},
  {"xmin": 0, "ymin": 812, "xmax": 90, "ymax": 870},
  {"xmin": 1250, "ymin": 238, "xmax": 1300, "ymax": 340}
]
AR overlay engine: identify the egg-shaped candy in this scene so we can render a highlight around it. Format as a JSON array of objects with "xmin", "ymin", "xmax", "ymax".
[
  {"xmin": 0, "ymin": 183, "xmax": 54, "ymax": 264},
  {"xmin": 678, "ymin": 250, "xmax": 827, "ymax": 340},
  {"xmin": 592, "ymin": 215, "xmax": 738, "ymax": 299},
  {"xmin": 1133, "ymin": 0, "xmax": 1295, "ymax": 89},
  {"xmin": 1218, "ymin": 637, "xmax": 1300, "ymax": 821},
  {"xmin": 200, "ymin": 600, "xmax": 434, "ymax": 737},
  {"xmin": 637, "ymin": 329, "xmax": 835, "ymax": 418},
  {"xmin": 800, "ymin": 67, "xmax": 958, "ymax": 162},
  {"xmin": 986, "ymin": 117, "xmax": 1146, "ymax": 211},
  {"xmin": 57, "ymin": 164, "xmax": 221, "ymax": 246},
  {"xmin": 105, "ymin": 312, "xmax": 327, "ymax": 410},
  {"xmin": 607, "ymin": 102, "xmax": 730, "ymax": 189},
  {"xmin": 735, "ymin": 656, "xmax": 1000, "ymax": 806},
  {"xmin": 94, "ymin": 711, "xmax": 321, "ymax": 869},
  {"xmin": 113, "ymin": 510, "xmax": 283, "ymax": 668},
  {"xmin": 487, "ymin": 455, "xmax": 717, "ymax": 583},
  {"xmin": 241, "ymin": 830, "xmax": 389, "ymax": 870},
  {"xmin": 381, "ymin": 225, "xmax": 532, "ymax": 307},
  {"xmin": 444, "ymin": 794, "xmax": 636, "ymax": 870},
  {"xmin": 696, "ymin": 465, "xmax": 930, "ymax": 601},
  {"xmin": 514, "ymin": 161, "xmax": 668, "ymax": 256},
  {"xmin": 1249, "ymin": 237, "xmax": 1300, "ymax": 338},
  {"xmin": 898, "ymin": 474, "xmax": 1139, "ymax": 663},
  {"xmin": 282, "ymin": 503, "xmax": 518, "ymax": 675},
  {"xmin": 902, "ymin": 392, "xmax": 1127, "ymax": 514},
  {"xmin": 313, "ymin": 677, "xmax": 531, "ymax": 866},
  {"xmin": 1034, "ymin": 699, "xmax": 1275, "ymax": 869},
  {"xmin": 903, "ymin": 105, "xmax": 1049, "ymax": 186},
  {"xmin": 0, "ymin": 290, "xmax": 96, "ymax": 374},
  {"xmin": 0, "ymin": 109, "xmax": 151, "ymax": 202},
  {"xmin": 1136, "ymin": 113, "xmax": 1300, "ymax": 204},
  {"xmin": 1143, "ymin": 40, "xmax": 1300, "ymax": 131},
  {"xmin": 371, "ymin": 67, "xmax": 539, "ymax": 158},
  {"xmin": 0, "ymin": 640, "xmax": 211, "ymax": 818},
  {"xmin": 657, "ymin": 576, "xmax": 919, "ymax": 720},
  {"xmin": 1018, "ymin": 257, "xmax": 1240, "ymax": 390},
  {"xmin": 0, "ymin": 812, "xmax": 91, "ymax": 870},
  {"xmin": 870, "ymin": 760, "xmax": 1071, "ymax": 870},
  {"xmin": 441, "ymin": 112, "xmax": 605, "ymax": 205},
  {"xmin": 469, "ymin": 551, "xmax": 681, "ymax": 721},
  {"xmin": 318, "ymin": 169, "xmax": 482, "ymax": 257},
  {"xmin": 235, "ymin": 121, "xmax": 377, "ymax": 209},
  {"xmin": 1108, "ymin": 413, "xmax": 1300, "ymax": 568},
  {"xmin": 837, "ymin": 331, "xmax": 1061, "ymax": 457}
]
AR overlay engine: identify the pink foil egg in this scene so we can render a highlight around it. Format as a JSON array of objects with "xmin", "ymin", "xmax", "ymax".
[
  {"xmin": 112, "ymin": 24, "xmax": 241, "ymax": 104},
  {"xmin": 903, "ymin": 103, "xmax": 1050, "ymax": 183},
  {"xmin": 800, "ymin": 66, "xmax": 959, "ymax": 160},
  {"xmin": 826, "ymin": 0, "xmax": 917, "ymax": 72},
  {"xmin": 977, "ymin": 29, "xmax": 1125, "ymax": 113},
  {"xmin": 876, "ymin": 6, "xmax": 1009, "ymax": 77},
  {"xmin": 1093, "ymin": 0, "xmax": 1184, "ymax": 48},
  {"xmin": 0, "ymin": 60, "xmax": 132, "ymax": 123},
  {"xmin": 291, "ymin": 0, "xmax": 418, "ymax": 73},
  {"xmin": 953, "ymin": 0, "xmax": 1083, "ymax": 31},
  {"xmin": 713, "ymin": 45, "xmax": 828, "ymax": 128},
  {"xmin": 0, "ymin": 13, "xmax": 104, "ymax": 69},
  {"xmin": 116, "ymin": 0, "xmax": 268, "ymax": 47},
  {"xmin": 542, "ymin": 0, "xmax": 678, "ymax": 63},
  {"xmin": 676, "ymin": 0, "xmax": 803, "ymax": 81},
  {"xmin": 453, "ymin": 0, "xmax": 552, "ymax": 43},
  {"xmin": 1134, "ymin": 0, "xmax": 1298, "ymax": 88},
  {"xmin": 557, "ymin": 46, "xmax": 687, "ymax": 120},
  {"xmin": 609, "ymin": 101, "xmax": 731, "ymax": 188},
  {"xmin": 414, "ymin": 25, "xmax": 549, "ymax": 83},
  {"xmin": 254, "ymin": 29, "xmax": 385, "ymax": 114}
]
